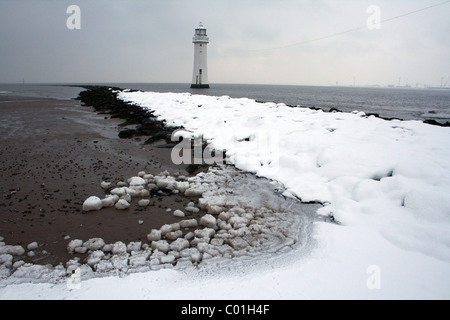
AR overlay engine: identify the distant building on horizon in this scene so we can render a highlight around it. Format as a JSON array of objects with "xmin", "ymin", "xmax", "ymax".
[{"xmin": 191, "ymin": 23, "xmax": 210, "ymax": 89}]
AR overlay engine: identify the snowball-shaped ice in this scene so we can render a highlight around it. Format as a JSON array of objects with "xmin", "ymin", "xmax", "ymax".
[
  {"xmin": 128, "ymin": 176, "xmax": 146, "ymax": 186},
  {"xmin": 165, "ymin": 230, "xmax": 183, "ymax": 241},
  {"xmin": 83, "ymin": 238, "xmax": 106, "ymax": 251},
  {"xmin": 115, "ymin": 199, "xmax": 130, "ymax": 210},
  {"xmin": 200, "ymin": 214, "xmax": 217, "ymax": 228},
  {"xmin": 127, "ymin": 241, "xmax": 142, "ymax": 252},
  {"xmin": 0, "ymin": 245, "xmax": 25, "ymax": 256},
  {"xmin": 67, "ymin": 239, "xmax": 83, "ymax": 254},
  {"xmin": 180, "ymin": 219, "xmax": 198, "ymax": 228},
  {"xmin": 138, "ymin": 199, "xmax": 150, "ymax": 207},
  {"xmin": 111, "ymin": 241, "xmax": 127, "ymax": 255},
  {"xmin": 102, "ymin": 194, "xmax": 119, "ymax": 207},
  {"xmin": 169, "ymin": 238, "xmax": 189, "ymax": 251},
  {"xmin": 173, "ymin": 209, "xmax": 185, "ymax": 217},
  {"xmin": 151, "ymin": 240, "xmax": 170, "ymax": 253},
  {"xmin": 87, "ymin": 250, "xmax": 105, "ymax": 267},
  {"xmin": 160, "ymin": 254, "xmax": 175, "ymax": 264},
  {"xmin": 147, "ymin": 229, "xmax": 162, "ymax": 241},
  {"xmin": 27, "ymin": 242, "xmax": 38, "ymax": 251},
  {"xmin": 100, "ymin": 181, "xmax": 111, "ymax": 189},
  {"xmin": 82, "ymin": 196, "xmax": 103, "ymax": 212}
]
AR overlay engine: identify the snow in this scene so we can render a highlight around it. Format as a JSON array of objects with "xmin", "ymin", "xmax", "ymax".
[{"xmin": 1, "ymin": 90, "xmax": 450, "ymax": 299}]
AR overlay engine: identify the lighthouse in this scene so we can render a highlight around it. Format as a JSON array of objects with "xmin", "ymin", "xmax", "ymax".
[{"xmin": 191, "ymin": 23, "xmax": 210, "ymax": 89}]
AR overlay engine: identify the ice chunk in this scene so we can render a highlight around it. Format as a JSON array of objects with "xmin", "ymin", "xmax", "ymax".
[
  {"xmin": 180, "ymin": 219, "xmax": 198, "ymax": 228},
  {"xmin": 227, "ymin": 237, "xmax": 248, "ymax": 250},
  {"xmin": 115, "ymin": 199, "xmax": 130, "ymax": 210},
  {"xmin": 100, "ymin": 181, "xmax": 111, "ymax": 189},
  {"xmin": 138, "ymin": 171, "xmax": 146, "ymax": 177},
  {"xmin": 129, "ymin": 254, "xmax": 148, "ymax": 268},
  {"xmin": 173, "ymin": 209, "xmax": 185, "ymax": 217},
  {"xmin": 111, "ymin": 241, "xmax": 127, "ymax": 255},
  {"xmin": 194, "ymin": 228, "xmax": 215, "ymax": 239},
  {"xmin": 83, "ymin": 238, "xmax": 105, "ymax": 251},
  {"xmin": 185, "ymin": 206, "xmax": 200, "ymax": 213},
  {"xmin": 128, "ymin": 176, "xmax": 146, "ymax": 186},
  {"xmin": 176, "ymin": 181, "xmax": 190, "ymax": 193},
  {"xmin": 160, "ymin": 223, "xmax": 180, "ymax": 235},
  {"xmin": 27, "ymin": 242, "xmax": 38, "ymax": 251},
  {"xmin": 110, "ymin": 187, "xmax": 127, "ymax": 196},
  {"xmin": 67, "ymin": 239, "xmax": 83, "ymax": 254},
  {"xmin": 102, "ymin": 194, "xmax": 119, "ymax": 207},
  {"xmin": 0, "ymin": 254, "xmax": 13, "ymax": 268},
  {"xmin": 74, "ymin": 246, "xmax": 87, "ymax": 254},
  {"xmin": 138, "ymin": 199, "xmax": 150, "ymax": 207},
  {"xmin": 160, "ymin": 254, "xmax": 175, "ymax": 264},
  {"xmin": 147, "ymin": 229, "xmax": 162, "ymax": 241},
  {"xmin": 184, "ymin": 188, "xmax": 204, "ymax": 197},
  {"xmin": 82, "ymin": 196, "xmax": 103, "ymax": 211},
  {"xmin": 86, "ymin": 250, "xmax": 105, "ymax": 267},
  {"xmin": 127, "ymin": 241, "xmax": 142, "ymax": 252},
  {"xmin": 200, "ymin": 214, "xmax": 217, "ymax": 228},
  {"xmin": 111, "ymin": 253, "xmax": 129, "ymax": 270},
  {"xmin": 165, "ymin": 230, "xmax": 183, "ymax": 240},
  {"xmin": 151, "ymin": 240, "xmax": 170, "ymax": 253},
  {"xmin": 169, "ymin": 238, "xmax": 190, "ymax": 251}
]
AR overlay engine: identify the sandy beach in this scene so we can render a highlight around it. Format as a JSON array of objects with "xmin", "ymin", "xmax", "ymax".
[{"xmin": 0, "ymin": 94, "xmax": 206, "ymax": 266}]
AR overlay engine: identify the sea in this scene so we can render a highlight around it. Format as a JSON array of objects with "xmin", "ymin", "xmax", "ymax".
[{"xmin": 1, "ymin": 83, "xmax": 449, "ymax": 123}]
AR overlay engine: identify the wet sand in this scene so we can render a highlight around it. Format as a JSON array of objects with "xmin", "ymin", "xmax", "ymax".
[{"xmin": 0, "ymin": 95, "xmax": 204, "ymax": 266}]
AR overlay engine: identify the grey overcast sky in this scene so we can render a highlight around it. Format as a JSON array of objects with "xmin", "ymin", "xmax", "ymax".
[{"xmin": 0, "ymin": 0, "xmax": 449, "ymax": 86}]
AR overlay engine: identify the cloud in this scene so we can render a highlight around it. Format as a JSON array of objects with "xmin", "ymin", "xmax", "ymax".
[{"xmin": 0, "ymin": 0, "xmax": 448, "ymax": 86}]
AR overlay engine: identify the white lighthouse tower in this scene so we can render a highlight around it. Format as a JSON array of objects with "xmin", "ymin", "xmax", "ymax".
[{"xmin": 191, "ymin": 23, "xmax": 210, "ymax": 89}]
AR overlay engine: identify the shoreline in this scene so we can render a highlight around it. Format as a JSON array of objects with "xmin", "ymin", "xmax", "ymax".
[
  {"xmin": 0, "ymin": 91, "xmax": 209, "ymax": 268},
  {"xmin": 1, "ymin": 87, "xmax": 316, "ymax": 283}
]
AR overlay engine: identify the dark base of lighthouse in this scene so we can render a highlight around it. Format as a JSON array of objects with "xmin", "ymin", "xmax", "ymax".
[{"xmin": 190, "ymin": 84, "xmax": 210, "ymax": 89}]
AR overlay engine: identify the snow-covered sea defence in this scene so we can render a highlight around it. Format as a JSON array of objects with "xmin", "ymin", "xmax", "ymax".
[{"xmin": 1, "ymin": 89, "xmax": 449, "ymax": 299}]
